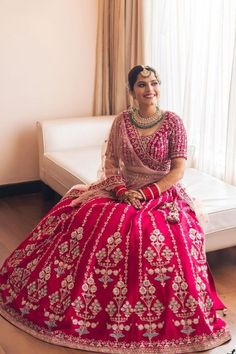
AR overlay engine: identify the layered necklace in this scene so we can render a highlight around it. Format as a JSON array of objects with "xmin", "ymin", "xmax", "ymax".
[{"xmin": 130, "ymin": 107, "xmax": 164, "ymax": 129}]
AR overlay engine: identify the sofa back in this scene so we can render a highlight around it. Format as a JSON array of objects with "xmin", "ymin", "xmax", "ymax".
[
  {"xmin": 38, "ymin": 115, "xmax": 115, "ymax": 153},
  {"xmin": 37, "ymin": 114, "xmax": 195, "ymax": 167}
]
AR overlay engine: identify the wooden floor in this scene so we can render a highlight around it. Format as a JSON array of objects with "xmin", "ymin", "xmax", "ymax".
[{"xmin": 0, "ymin": 192, "xmax": 235, "ymax": 354}]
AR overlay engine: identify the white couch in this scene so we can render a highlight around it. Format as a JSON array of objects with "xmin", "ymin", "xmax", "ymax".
[{"xmin": 37, "ymin": 116, "xmax": 236, "ymax": 252}]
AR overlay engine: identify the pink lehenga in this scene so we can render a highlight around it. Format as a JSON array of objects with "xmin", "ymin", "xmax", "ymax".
[{"xmin": 0, "ymin": 110, "xmax": 231, "ymax": 353}]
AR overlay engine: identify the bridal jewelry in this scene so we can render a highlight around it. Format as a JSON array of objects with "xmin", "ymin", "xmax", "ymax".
[
  {"xmin": 140, "ymin": 65, "xmax": 161, "ymax": 84},
  {"xmin": 130, "ymin": 107, "xmax": 164, "ymax": 129},
  {"xmin": 140, "ymin": 65, "xmax": 151, "ymax": 78}
]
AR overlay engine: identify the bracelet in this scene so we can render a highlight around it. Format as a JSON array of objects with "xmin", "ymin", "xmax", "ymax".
[
  {"xmin": 114, "ymin": 184, "xmax": 128, "ymax": 198},
  {"xmin": 154, "ymin": 183, "xmax": 161, "ymax": 196},
  {"xmin": 139, "ymin": 183, "xmax": 161, "ymax": 201}
]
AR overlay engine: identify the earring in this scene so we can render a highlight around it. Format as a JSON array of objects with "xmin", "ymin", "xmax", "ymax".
[{"xmin": 129, "ymin": 95, "xmax": 139, "ymax": 110}]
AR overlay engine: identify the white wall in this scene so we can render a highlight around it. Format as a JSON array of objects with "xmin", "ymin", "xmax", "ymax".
[{"xmin": 0, "ymin": 0, "xmax": 98, "ymax": 185}]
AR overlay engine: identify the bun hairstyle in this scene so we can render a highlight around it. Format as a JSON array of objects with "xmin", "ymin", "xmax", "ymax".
[{"xmin": 128, "ymin": 65, "xmax": 161, "ymax": 91}]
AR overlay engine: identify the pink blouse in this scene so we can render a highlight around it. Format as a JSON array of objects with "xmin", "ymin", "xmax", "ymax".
[{"xmin": 123, "ymin": 110, "xmax": 187, "ymax": 174}]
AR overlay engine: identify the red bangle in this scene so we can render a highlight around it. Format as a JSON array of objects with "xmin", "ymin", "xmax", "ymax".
[
  {"xmin": 114, "ymin": 184, "xmax": 128, "ymax": 198},
  {"xmin": 139, "ymin": 183, "xmax": 161, "ymax": 201}
]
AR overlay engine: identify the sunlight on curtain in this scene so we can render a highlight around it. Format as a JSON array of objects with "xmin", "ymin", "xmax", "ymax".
[
  {"xmin": 144, "ymin": 0, "xmax": 236, "ymax": 182},
  {"xmin": 225, "ymin": 35, "xmax": 236, "ymax": 185},
  {"xmin": 93, "ymin": 0, "xmax": 145, "ymax": 116}
]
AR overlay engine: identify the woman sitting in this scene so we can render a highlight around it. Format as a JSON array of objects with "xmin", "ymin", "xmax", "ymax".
[{"xmin": 0, "ymin": 65, "xmax": 231, "ymax": 353}]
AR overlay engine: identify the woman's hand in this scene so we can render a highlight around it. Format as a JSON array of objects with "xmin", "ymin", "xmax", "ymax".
[{"xmin": 118, "ymin": 189, "xmax": 143, "ymax": 209}]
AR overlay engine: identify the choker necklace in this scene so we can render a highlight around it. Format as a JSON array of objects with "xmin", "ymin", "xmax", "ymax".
[{"xmin": 130, "ymin": 107, "xmax": 164, "ymax": 129}]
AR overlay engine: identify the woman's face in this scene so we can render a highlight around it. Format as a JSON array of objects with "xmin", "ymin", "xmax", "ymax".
[{"xmin": 131, "ymin": 71, "xmax": 159, "ymax": 108}]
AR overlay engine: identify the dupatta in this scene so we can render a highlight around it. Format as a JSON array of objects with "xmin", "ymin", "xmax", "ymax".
[{"xmin": 67, "ymin": 110, "xmax": 170, "ymax": 204}]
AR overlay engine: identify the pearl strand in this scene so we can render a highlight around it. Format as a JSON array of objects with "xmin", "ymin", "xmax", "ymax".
[{"xmin": 130, "ymin": 108, "xmax": 164, "ymax": 129}]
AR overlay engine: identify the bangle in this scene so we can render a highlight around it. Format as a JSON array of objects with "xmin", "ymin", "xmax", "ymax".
[
  {"xmin": 139, "ymin": 183, "xmax": 161, "ymax": 201},
  {"xmin": 154, "ymin": 183, "xmax": 161, "ymax": 196},
  {"xmin": 114, "ymin": 184, "xmax": 128, "ymax": 198}
]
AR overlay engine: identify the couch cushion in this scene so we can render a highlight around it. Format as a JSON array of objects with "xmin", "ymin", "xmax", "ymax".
[
  {"xmin": 182, "ymin": 168, "xmax": 236, "ymax": 234},
  {"xmin": 44, "ymin": 148, "xmax": 236, "ymax": 238},
  {"xmin": 44, "ymin": 147, "xmax": 102, "ymax": 185}
]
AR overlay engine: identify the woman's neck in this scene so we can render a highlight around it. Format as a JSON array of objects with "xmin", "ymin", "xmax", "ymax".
[{"xmin": 138, "ymin": 104, "xmax": 158, "ymax": 117}]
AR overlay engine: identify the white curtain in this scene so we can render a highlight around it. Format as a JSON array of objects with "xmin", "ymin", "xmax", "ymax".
[
  {"xmin": 225, "ymin": 34, "xmax": 236, "ymax": 185},
  {"xmin": 144, "ymin": 0, "xmax": 236, "ymax": 183}
]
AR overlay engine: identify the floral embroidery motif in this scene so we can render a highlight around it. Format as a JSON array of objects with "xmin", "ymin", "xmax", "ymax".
[
  {"xmin": 7, "ymin": 257, "xmax": 39, "ymax": 295},
  {"xmin": 19, "ymin": 264, "xmax": 51, "ymax": 315},
  {"xmin": 20, "ymin": 298, "xmax": 39, "ymax": 315},
  {"xmin": 27, "ymin": 265, "xmax": 51, "ymax": 303},
  {"xmin": 106, "ymin": 276, "xmax": 132, "ymax": 340},
  {"xmin": 44, "ymin": 311, "xmax": 64, "ymax": 328},
  {"xmin": 189, "ymin": 228, "xmax": 206, "ymax": 263},
  {"xmin": 7, "ymin": 246, "xmax": 36, "ymax": 268},
  {"xmin": 169, "ymin": 273, "xmax": 198, "ymax": 335},
  {"xmin": 72, "ymin": 275, "xmax": 102, "ymax": 335},
  {"xmin": 49, "ymin": 274, "xmax": 74, "ymax": 313},
  {"xmin": 35, "ymin": 214, "xmax": 67, "ymax": 238},
  {"xmin": 58, "ymin": 227, "xmax": 83, "ymax": 263},
  {"xmin": 145, "ymin": 229, "xmax": 174, "ymax": 286},
  {"xmin": 95, "ymin": 231, "xmax": 123, "ymax": 288},
  {"xmin": 42, "ymin": 274, "xmax": 75, "ymax": 328},
  {"xmin": 54, "ymin": 260, "xmax": 72, "ymax": 278},
  {"xmin": 135, "ymin": 276, "xmax": 164, "ymax": 340},
  {"xmin": 54, "ymin": 227, "xmax": 84, "ymax": 278},
  {"xmin": 195, "ymin": 275, "xmax": 213, "ymax": 320}
]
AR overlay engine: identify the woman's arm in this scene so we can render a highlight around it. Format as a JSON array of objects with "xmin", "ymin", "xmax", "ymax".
[
  {"xmin": 139, "ymin": 158, "xmax": 186, "ymax": 201},
  {"xmin": 157, "ymin": 157, "xmax": 186, "ymax": 193}
]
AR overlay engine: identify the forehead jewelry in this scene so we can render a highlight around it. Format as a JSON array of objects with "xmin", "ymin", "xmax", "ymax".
[{"xmin": 140, "ymin": 65, "xmax": 151, "ymax": 78}]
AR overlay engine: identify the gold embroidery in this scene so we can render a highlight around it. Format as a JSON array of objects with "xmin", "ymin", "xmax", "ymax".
[
  {"xmin": 26, "ymin": 265, "xmax": 51, "ymax": 305},
  {"xmin": 195, "ymin": 275, "xmax": 213, "ymax": 316},
  {"xmin": 189, "ymin": 228, "xmax": 206, "ymax": 263},
  {"xmin": 135, "ymin": 275, "xmax": 164, "ymax": 340},
  {"xmin": 169, "ymin": 273, "xmax": 199, "ymax": 335},
  {"xmin": 19, "ymin": 264, "xmax": 51, "ymax": 315},
  {"xmin": 72, "ymin": 275, "xmax": 102, "ymax": 335},
  {"xmin": 145, "ymin": 229, "xmax": 174, "ymax": 286},
  {"xmin": 95, "ymin": 231, "xmax": 123, "ymax": 288},
  {"xmin": 106, "ymin": 276, "xmax": 132, "ymax": 340},
  {"xmin": 58, "ymin": 227, "xmax": 83, "ymax": 263},
  {"xmin": 41, "ymin": 274, "xmax": 75, "ymax": 328},
  {"xmin": 6, "ymin": 257, "xmax": 40, "ymax": 297}
]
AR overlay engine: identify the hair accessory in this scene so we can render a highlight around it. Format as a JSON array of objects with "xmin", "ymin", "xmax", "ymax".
[{"xmin": 140, "ymin": 65, "xmax": 151, "ymax": 78}]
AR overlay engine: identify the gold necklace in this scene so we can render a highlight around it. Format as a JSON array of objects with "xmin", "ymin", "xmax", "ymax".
[{"xmin": 130, "ymin": 108, "xmax": 164, "ymax": 129}]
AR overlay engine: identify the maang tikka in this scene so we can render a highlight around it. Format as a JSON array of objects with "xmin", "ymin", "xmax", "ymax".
[{"xmin": 140, "ymin": 65, "xmax": 151, "ymax": 78}]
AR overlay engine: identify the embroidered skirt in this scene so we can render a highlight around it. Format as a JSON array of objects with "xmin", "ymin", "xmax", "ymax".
[{"xmin": 0, "ymin": 187, "xmax": 231, "ymax": 353}]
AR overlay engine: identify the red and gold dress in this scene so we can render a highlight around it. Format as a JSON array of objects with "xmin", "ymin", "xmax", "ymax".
[{"xmin": 0, "ymin": 110, "xmax": 231, "ymax": 353}]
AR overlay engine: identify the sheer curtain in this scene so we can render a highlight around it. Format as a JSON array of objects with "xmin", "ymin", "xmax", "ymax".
[
  {"xmin": 225, "ymin": 34, "xmax": 236, "ymax": 185},
  {"xmin": 144, "ymin": 0, "xmax": 236, "ymax": 183},
  {"xmin": 93, "ymin": 0, "xmax": 145, "ymax": 116}
]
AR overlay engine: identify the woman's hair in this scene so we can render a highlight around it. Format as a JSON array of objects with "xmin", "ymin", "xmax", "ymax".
[{"xmin": 128, "ymin": 65, "xmax": 161, "ymax": 91}]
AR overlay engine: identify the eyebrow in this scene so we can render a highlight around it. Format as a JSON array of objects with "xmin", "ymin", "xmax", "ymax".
[{"xmin": 136, "ymin": 79, "xmax": 158, "ymax": 84}]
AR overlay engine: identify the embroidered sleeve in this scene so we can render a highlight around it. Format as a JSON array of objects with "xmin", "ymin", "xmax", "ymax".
[{"xmin": 169, "ymin": 114, "xmax": 187, "ymax": 159}]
